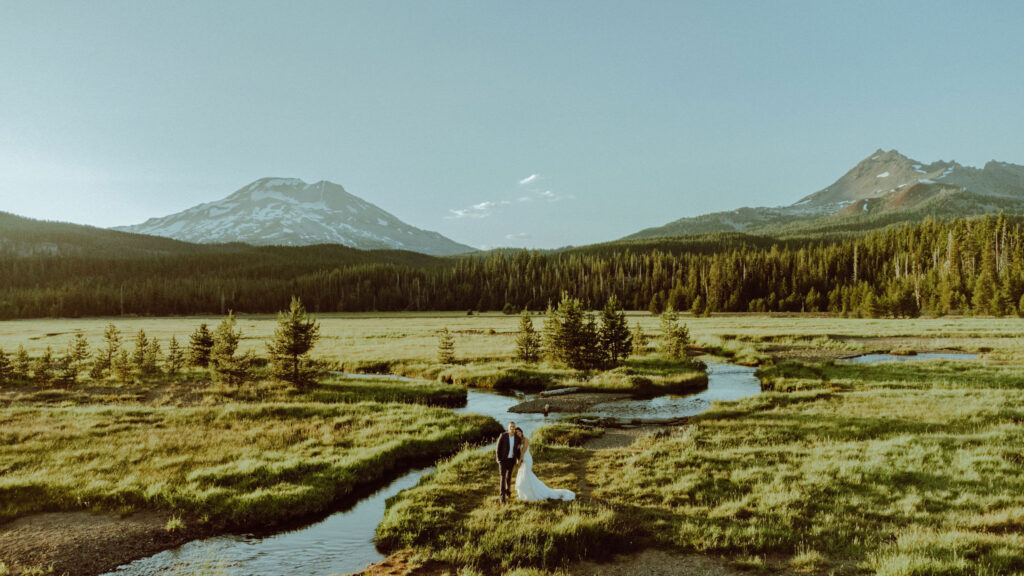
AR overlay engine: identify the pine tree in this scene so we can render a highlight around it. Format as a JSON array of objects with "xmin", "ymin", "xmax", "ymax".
[
  {"xmin": 211, "ymin": 312, "xmax": 250, "ymax": 385},
  {"xmin": 267, "ymin": 297, "xmax": 321, "ymax": 387},
  {"xmin": 659, "ymin": 306, "xmax": 690, "ymax": 360},
  {"xmin": 13, "ymin": 346, "xmax": 31, "ymax": 380},
  {"xmin": 580, "ymin": 314, "xmax": 605, "ymax": 370},
  {"xmin": 690, "ymin": 294, "xmax": 705, "ymax": 316},
  {"xmin": 0, "ymin": 347, "xmax": 11, "ymax": 384},
  {"xmin": 599, "ymin": 295, "xmax": 633, "ymax": 367},
  {"xmin": 437, "ymin": 327, "xmax": 456, "ymax": 364},
  {"xmin": 55, "ymin": 350, "xmax": 76, "ymax": 387},
  {"xmin": 131, "ymin": 329, "xmax": 149, "ymax": 372},
  {"xmin": 633, "ymin": 322, "xmax": 650, "ymax": 354},
  {"xmin": 542, "ymin": 302, "xmax": 559, "ymax": 362},
  {"xmin": 142, "ymin": 338, "xmax": 162, "ymax": 376},
  {"xmin": 973, "ymin": 272, "xmax": 997, "ymax": 316},
  {"xmin": 166, "ymin": 336, "xmax": 185, "ymax": 376},
  {"xmin": 68, "ymin": 334, "xmax": 90, "ymax": 382},
  {"xmin": 189, "ymin": 324, "xmax": 215, "ymax": 368},
  {"xmin": 112, "ymin": 349, "xmax": 133, "ymax": 383},
  {"xmin": 515, "ymin": 310, "xmax": 542, "ymax": 364},
  {"xmin": 648, "ymin": 292, "xmax": 665, "ymax": 315},
  {"xmin": 92, "ymin": 324, "xmax": 121, "ymax": 379},
  {"xmin": 33, "ymin": 347, "xmax": 55, "ymax": 385},
  {"xmin": 545, "ymin": 293, "xmax": 603, "ymax": 370}
]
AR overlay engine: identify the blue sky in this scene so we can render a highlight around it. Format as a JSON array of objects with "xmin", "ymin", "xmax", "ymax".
[{"xmin": 1, "ymin": 1, "xmax": 1022, "ymax": 248}]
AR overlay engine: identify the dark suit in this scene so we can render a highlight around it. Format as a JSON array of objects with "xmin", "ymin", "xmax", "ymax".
[{"xmin": 496, "ymin": 432, "xmax": 522, "ymax": 502}]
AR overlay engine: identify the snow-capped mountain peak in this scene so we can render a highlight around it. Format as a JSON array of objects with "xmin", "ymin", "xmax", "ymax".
[{"xmin": 114, "ymin": 178, "xmax": 474, "ymax": 255}]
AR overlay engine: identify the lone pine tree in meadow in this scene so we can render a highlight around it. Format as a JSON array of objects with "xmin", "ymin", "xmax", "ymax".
[
  {"xmin": 14, "ymin": 346, "xmax": 31, "ymax": 381},
  {"xmin": 131, "ymin": 329, "xmax": 161, "ymax": 376},
  {"xmin": 143, "ymin": 337, "xmax": 162, "ymax": 376},
  {"xmin": 68, "ymin": 334, "xmax": 91, "ymax": 382},
  {"xmin": 211, "ymin": 312, "xmax": 250, "ymax": 386},
  {"xmin": 166, "ymin": 336, "xmax": 185, "ymax": 376},
  {"xmin": 33, "ymin": 347, "xmax": 55, "ymax": 385},
  {"xmin": 633, "ymin": 321, "xmax": 650, "ymax": 354},
  {"xmin": 659, "ymin": 305, "xmax": 690, "ymax": 360},
  {"xmin": 90, "ymin": 323, "xmax": 122, "ymax": 379},
  {"xmin": 543, "ymin": 292, "xmax": 603, "ymax": 371},
  {"xmin": 598, "ymin": 295, "xmax": 633, "ymax": 367},
  {"xmin": 515, "ymin": 309, "xmax": 542, "ymax": 364},
  {"xmin": 0, "ymin": 347, "xmax": 11, "ymax": 384},
  {"xmin": 189, "ymin": 323, "xmax": 215, "ymax": 368},
  {"xmin": 267, "ymin": 297, "xmax": 321, "ymax": 387},
  {"xmin": 112, "ymin": 349, "xmax": 133, "ymax": 383},
  {"xmin": 437, "ymin": 327, "xmax": 456, "ymax": 364}
]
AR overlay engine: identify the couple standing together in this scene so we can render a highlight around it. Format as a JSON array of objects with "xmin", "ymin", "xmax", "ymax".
[{"xmin": 496, "ymin": 421, "xmax": 575, "ymax": 504}]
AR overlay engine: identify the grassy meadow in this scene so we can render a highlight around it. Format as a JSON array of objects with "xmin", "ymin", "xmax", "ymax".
[
  {"xmin": 0, "ymin": 401, "xmax": 499, "ymax": 529},
  {"xmin": 3, "ymin": 312, "xmax": 1024, "ymax": 576},
  {"xmin": 3, "ymin": 312, "xmax": 1020, "ymax": 365},
  {"xmin": 376, "ymin": 351, "xmax": 1024, "ymax": 575}
]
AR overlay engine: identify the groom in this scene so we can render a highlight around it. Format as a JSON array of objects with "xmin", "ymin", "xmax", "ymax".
[{"xmin": 495, "ymin": 421, "xmax": 523, "ymax": 504}]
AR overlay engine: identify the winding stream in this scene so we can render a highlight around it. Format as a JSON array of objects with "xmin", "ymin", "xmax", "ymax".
[
  {"xmin": 836, "ymin": 352, "xmax": 978, "ymax": 364},
  {"xmin": 102, "ymin": 363, "xmax": 759, "ymax": 576},
  {"xmin": 587, "ymin": 362, "xmax": 761, "ymax": 420}
]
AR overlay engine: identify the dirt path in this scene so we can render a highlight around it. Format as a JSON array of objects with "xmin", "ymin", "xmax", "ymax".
[{"xmin": 0, "ymin": 510, "xmax": 198, "ymax": 576}]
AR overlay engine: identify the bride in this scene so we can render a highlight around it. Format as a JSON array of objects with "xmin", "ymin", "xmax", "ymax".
[{"xmin": 514, "ymin": 428, "xmax": 575, "ymax": 501}]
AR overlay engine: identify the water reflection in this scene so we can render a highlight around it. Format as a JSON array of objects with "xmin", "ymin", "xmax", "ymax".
[{"xmin": 588, "ymin": 362, "xmax": 762, "ymax": 420}]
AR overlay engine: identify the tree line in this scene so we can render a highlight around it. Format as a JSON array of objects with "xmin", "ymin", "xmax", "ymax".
[
  {"xmin": 5, "ymin": 213, "xmax": 1024, "ymax": 318},
  {"xmin": 0, "ymin": 298, "xmax": 321, "ymax": 388}
]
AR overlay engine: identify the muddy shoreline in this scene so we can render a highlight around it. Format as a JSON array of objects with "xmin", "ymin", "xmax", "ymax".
[
  {"xmin": 508, "ymin": 391, "xmax": 632, "ymax": 414},
  {"xmin": 0, "ymin": 511, "xmax": 207, "ymax": 576}
]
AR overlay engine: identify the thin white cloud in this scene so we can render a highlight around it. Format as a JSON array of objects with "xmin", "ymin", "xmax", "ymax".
[
  {"xmin": 448, "ymin": 176, "xmax": 573, "ymax": 220},
  {"xmin": 505, "ymin": 232, "xmax": 531, "ymax": 240},
  {"xmin": 447, "ymin": 200, "xmax": 496, "ymax": 219}
]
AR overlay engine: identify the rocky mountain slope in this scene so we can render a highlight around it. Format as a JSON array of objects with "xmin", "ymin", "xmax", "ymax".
[
  {"xmin": 627, "ymin": 149, "xmax": 1024, "ymax": 239},
  {"xmin": 114, "ymin": 178, "xmax": 475, "ymax": 255}
]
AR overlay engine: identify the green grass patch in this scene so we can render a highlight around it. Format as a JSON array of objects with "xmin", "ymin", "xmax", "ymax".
[
  {"xmin": 531, "ymin": 424, "xmax": 605, "ymax": 448},
  {"xmin": 0, "ymin": 402, "xmax": 500, "ymax": 530},
  {"xmin": 376, "ymin": 446, "xmax": 641, "ymax": 572},
  {"xmin": 577, "ymin": 357, "xmax": 708, "ymax": 396},
  {"xmin": 380, "ymin": 357, "xmax": 1024, "ymax": 573}
]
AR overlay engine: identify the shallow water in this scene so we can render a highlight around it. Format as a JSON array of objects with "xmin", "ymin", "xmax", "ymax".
[
  {"xmin": 588, "ymin": 362, "xmax": 762, "ymax": 420},
  {"xmin": 100, "ymin": 354, "xmax": 979, "ymax": 575},
  {"xmin": 836, "ymin": 352, "xmax": 978, "ymax": 364},
  {"xmin": 102, "ymin": 468, "xmax": 431, "ymax": 576},
  {"xmin": 102, "ymin": 385, "xmax": 555, "ymax": 576}
]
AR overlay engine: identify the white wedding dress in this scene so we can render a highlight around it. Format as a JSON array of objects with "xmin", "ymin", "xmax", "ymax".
[{"xmin": 515, "ymin": 449, "xmax": 575, "ymax": 501}]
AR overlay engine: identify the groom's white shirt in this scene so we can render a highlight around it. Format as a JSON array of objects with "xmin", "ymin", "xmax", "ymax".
[{"xmin": 507, "ymin": 435, "xmax": 516, "ymax": 458}]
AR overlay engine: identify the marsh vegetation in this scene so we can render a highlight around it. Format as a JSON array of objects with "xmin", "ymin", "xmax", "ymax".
[{"xmin": 2, "ymin": 311, "xmax": 1022, "ymax": 576}]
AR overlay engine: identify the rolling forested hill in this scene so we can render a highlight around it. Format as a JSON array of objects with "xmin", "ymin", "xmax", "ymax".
[{"xmin": 3, "ymin": 210, "xmax": 1024, "ymax": 319}]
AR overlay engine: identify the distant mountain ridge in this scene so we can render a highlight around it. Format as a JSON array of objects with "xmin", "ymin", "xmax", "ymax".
[
  {"xmin": 626, "ymin": 149, "xmax": 1024, "ymax": 239},
  {"xmin": 114, "ymin": 178, "xmax": 475, "ymax": 255}
]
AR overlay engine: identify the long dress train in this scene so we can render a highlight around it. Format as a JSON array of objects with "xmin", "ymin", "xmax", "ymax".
[{"xmin": 514, "ymin": 449, "xmax": 575, "ymax": 501}]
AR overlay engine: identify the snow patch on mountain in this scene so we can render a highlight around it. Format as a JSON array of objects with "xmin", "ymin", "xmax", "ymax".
[{"xmin": 114, "ymin": 178, "xmax": 474, "ymax": 255}]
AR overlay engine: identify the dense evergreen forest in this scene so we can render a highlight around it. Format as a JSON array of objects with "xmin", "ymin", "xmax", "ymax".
[{"xmin": 2, "ymin": 211, "xmax": 1024, "ymax": 318}]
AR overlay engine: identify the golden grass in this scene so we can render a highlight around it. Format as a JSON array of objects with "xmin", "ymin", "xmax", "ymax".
[
  {"xmin": 3, "ymin": 313, "xmax": 1017, "ymax": 366},
  {"xmin": 0, "ymin": 401, "xmax": 499, "ymax": 529},
  {"xmin": 377, "ymin": 356, "xmax": 1024, "ymax": 574}
]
